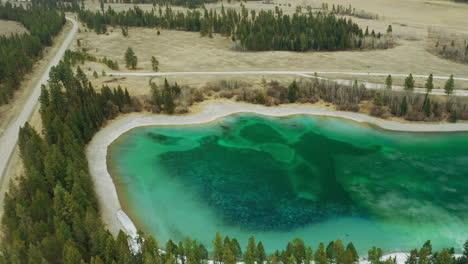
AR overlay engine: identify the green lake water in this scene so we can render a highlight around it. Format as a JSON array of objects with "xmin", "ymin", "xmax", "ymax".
[{"xmin": 108, "ymin": 114, "xmax": 468, "ymax": 254}]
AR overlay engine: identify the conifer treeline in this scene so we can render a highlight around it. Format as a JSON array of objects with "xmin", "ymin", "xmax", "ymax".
[
  {"xmin": 0, "ymin": 3, "xmax": 65, "ymax": 104},
  {"xmin": 78, "ymin": 5, "xmax": 384, "ymax": 51},
  {"xmin": 100, "ymin": 0, "xmax": 222, "ymax": 8},
  {"xmin": 1, "ymin": 61, "xmax": 135, "ymax": 262}
]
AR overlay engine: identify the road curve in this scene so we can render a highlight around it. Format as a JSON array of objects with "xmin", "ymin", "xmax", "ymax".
[{"xmin": 0, "ymin": 17, "xmax": 78, "ymax": 181}]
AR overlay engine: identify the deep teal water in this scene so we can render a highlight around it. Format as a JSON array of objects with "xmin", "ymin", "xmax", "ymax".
[{"xmin": 108, "ymin": 114, "xmax": 468, "ymax": 254}]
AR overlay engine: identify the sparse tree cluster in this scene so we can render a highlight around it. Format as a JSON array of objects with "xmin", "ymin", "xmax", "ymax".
[
  {"xmin": 64, "ymin": 49, "xmax": 120, "ymax": 70},
  {"xmin": 78, "ymin": 5, "xmax": 388, "ymax": 51},
  {"xmin": 63, "ymin": 49, "xmax": 98, "ymax": 65},
  {"xmin": 150, "ymin": 78, "xmax": 181, "ymax": 114},
  {"xmin": 404, "ymin": 240, "xmax": 468, "ymax": 264},
  {"xmin": 428, "ymin": 27, "xmax": 468, "ymax": 64},
  {"xmin": 323, "ymin": 3, "xmax": 379, "ymax": 20},
  {"xmin": 433, "ymin": 38, "xmax": 468, "ymax": 64}
]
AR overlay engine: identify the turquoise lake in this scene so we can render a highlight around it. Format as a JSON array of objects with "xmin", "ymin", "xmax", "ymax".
[{"xmin": 108, "ymin": 114, "xmax": 468, "ymax": 254}]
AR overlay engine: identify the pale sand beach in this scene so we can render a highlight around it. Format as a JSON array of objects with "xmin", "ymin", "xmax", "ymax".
[{"xmin": 86, "ymin": 101, "xmax": 468, "ymax": 262}]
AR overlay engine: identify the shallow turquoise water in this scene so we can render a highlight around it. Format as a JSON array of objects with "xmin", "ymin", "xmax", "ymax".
[{"xmin": 108, "ymin": 114, "xmax": 468, "ymax": 254}]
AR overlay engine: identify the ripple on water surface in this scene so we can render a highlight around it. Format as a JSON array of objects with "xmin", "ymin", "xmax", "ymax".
[{"xmin": 108, "ymin": 114, "xmax": 468, "ymax": 254}]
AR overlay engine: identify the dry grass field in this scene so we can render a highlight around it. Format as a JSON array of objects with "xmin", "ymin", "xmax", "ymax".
[
  {"xmin": 76, "ymin": 0, "xmax": 468, "ymax": 92},
  {"xmin": 0, "ymin": 20, "xmax": 28, "ymax": 36}
]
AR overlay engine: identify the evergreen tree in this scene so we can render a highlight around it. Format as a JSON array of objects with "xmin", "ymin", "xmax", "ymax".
[
  {"xmin": 444, "ymin": 75, "xmax": 455, "ymax": 95},
  {"xmin": 284, "ymin": 242, "xmax": 294, "ymax": 264},
  {"xmin": 464, "ymin": 240, "xmax": 468, "ymax": 258},
  {"xmin": 333, "ymin": 240, "xmax": 345, "ymax": 264},
  {"xmin": 124, "ymin": 47, "xmax": 138, "ymax": 69},
  {"xmin": 326, "ymin": 241, "xmax": 335, "ymax": 262},
  {"xmin": 292, "ymin": 238, "xmax": 306, "ymax": 264},
  {"xmin": 314, "ymin": 243, "xmax": 328, "ymax": 264},
  {"xmin": 425, "ymin": 74, "xmax": 434, "ymax": 93},
  {"xmin": 288, "ymin": 80, "xmax": 299, "ymax": 102},
  {"xmin": 178, "ymin": 241, "xmax": 185, "ymax": 264},
  {"xmin": 151, "ymin": 56, "xmax": 160, "ymax": 72},
  {"xmin": 224, "ymin": 236, "xmax": 232, "ymax": 250},
  {"xmin": 269, "ymin": 253, "xmax": 280, "ymax": 264},
  {"xmin": 213, "ymin": 232, "xmax": 224, "ymax": 264},
  {"xmin": 368, "ymin": 246, "xmax": 383, "ymax": 264},
  {"xmin": 231, "ymin": 239, "xmax": 243, "ymax": 261},
  {"xmin": 166, "ymin": 253, "xmax": 177, "ymax": 264},
  {"xmin": 63, "ymin": 241, "xmax": 83, "ymax": 264},
  {"xmin": 151, "ymin": 82, "xmax": 162, "ymax": 109},
  {"xmin": 257, "ymin": 242, "xmax": 266, "ymax": 264},
  {"xmin": 405, "ymin": 249, "xmax": 418, "ymax": 264},
  {"xmin": 422, "ymin": 94, "xmax": 432, "ymax": 117},
  {"xmin": 186, "ymin": 237, "xmax": 197, "ymax": 264},
  {"xmin": 404, "ymin": 74, "xmax": 415, "ymax": 91},
  {"xmin": 457, "ymin": 240, "xmax": 468, "ymax": 264},
  {"xmin": 387, "ymin": 25, "xmax": 393, "ymax": 34},
  {"xmin": 163, "ymin": 83, "xmax": 176, "ymax": 114},
  {"xmin": 244, "ymin": 236, "xmax": 257, "ymax": 264},
  {"xmin": 286, "ymin": 254, "xmax": 297, "ymax": 264},
  {"xmin": 374, "ymin": 92, "xmax": 383, "ymax": 106},
  {"xmin": 223, "ymin": 242, "xmax": 236, "ymax": 264},
  {"xmin": 400, "ymin": 96, "xmax": 408, "ymax": 116},
  {"xmin": 121, "ymin": 26, "xmax": 129, "ymax": 37},
  {"xmin": 382, "ymin": 258, "xmax": 396, "ymax": 264},
  {"xmin": 166, "ymin": 239, "xmax": 178, "ymax": 256},
  {"xmin": 305, "ymin": 247, "xmax": 313, "ymax": 264},
  {"xmin": 346, "ymin": 242, "xmax": 359, "ymax": 262},
  {"xmin": 197, "ymin": 244, "xmax": 209, "ymax": 263},
  {"xmin": 343, "ymin": 249, "xmax": 355, "ymax": 264},
  {"xmin": 142, "ymin": 235, "xmax": 160, "ymax": 264},
  {"xmin": 385, "ymin": 74, "xmax": 392, "ymax": 90},
  {"xmin": 435, "ymin": 249, "xmax": 454, "ymax": 264},
  {"xmin": 75, "ymin": 66, "xmax": 87, "ymax": 83}
]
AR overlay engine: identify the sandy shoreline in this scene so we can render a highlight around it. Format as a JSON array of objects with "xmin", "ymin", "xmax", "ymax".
[{"xmin": 86, "ymin": 101, "xmax": 468, "ymax": 262}]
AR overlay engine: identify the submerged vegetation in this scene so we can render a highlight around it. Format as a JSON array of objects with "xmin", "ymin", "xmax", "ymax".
[
  {"xmin": 0, "ymin": 3, "xmax": 65, "ymax": 105},
  {"xmin": 78, "ymin": 5, "xmax": 390, "ymax": 51}
]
